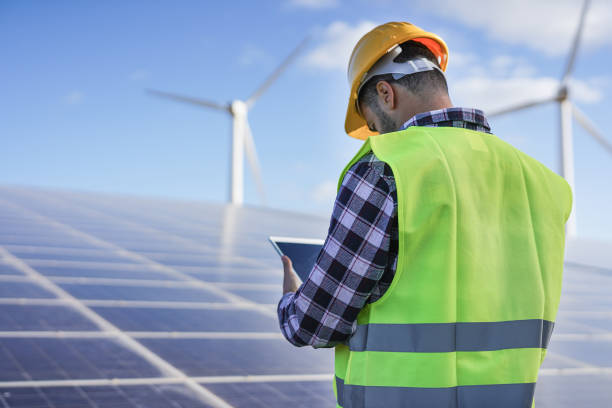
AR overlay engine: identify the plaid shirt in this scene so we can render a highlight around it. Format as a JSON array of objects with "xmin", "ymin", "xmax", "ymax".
[{"xmin": 277, "ymin": 107, "xmax": 492, "ymax": 348}]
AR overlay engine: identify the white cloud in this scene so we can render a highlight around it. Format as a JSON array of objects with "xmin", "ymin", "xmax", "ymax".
[
  {"xmin": 489, "ymin": 55, "xmax": 536, "ymax": 78},
  {"xmin": 303, "ymin": 21, "xmax": 377, "ymax": 70},
  {"xmin": 447, "ymin": 52, "xmax": 604, "ymax": 113},
  {"xmin": 64, "ymin": 91, "xmax": 84, "ymax": 105},
  {"xmin": 420, "ymin": 0, "xmax": 612, "ymax": 56},
  {"xmin": 569, "ymin": 78, "xmax": 605, "ymax": 104},
  {"xmin": 288, "ymin": 0, "xmax": 339, "ymax": 9},
  {"xmin": 452, "ymin": 75, "xmax": 603, "ymax": 114},
  {"xmin": 448, "ymin": 51, "xmax": 478, "ymax": 69},
  {"xmin": 451, "ymin": 53, "xmax": 537, "ymax": 78},
  {"xmin": 453, "ymin": 76, "xmax": 558, "ymax": 113},
  {"xmin": 312, "ymin": 180, "xmax": 337, "ymax": 203}
]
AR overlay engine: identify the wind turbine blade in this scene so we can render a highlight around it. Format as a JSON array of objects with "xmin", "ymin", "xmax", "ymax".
[
  {"xmin": 561, "ymin": 0, "xmax": 591, "ymax": 84},
  {"xmin": 147, "ymin": 89, "xmax": 229, "ymax": 112},
  {"xmin": 486, "ymin": 96, "xmax": 557, "ymax": 118},
  {"xmin": 572, "ymin": 103, "xmax": 612, "ymax": 155},
  {"xmin": 246, "ymin": 37, "xmax": 310, "ymax": 108},
  {"xmin": 243, "ymin": 119, "xmax": 267, "ymax": 204}
]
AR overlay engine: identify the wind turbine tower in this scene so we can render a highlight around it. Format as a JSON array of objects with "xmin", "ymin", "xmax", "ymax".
[{"xmin": 148, "ymin": 39, "xmax": 309, "ymax": 206}]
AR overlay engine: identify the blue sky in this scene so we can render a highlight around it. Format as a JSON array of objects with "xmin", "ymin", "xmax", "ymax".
[{"xmin": 1, "ymin": 0, "xmax": 612, "ymax": 241}]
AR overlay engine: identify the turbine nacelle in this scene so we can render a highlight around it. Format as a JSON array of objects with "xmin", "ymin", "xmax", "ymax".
[
  {"xmin": 230, "ymin": 100, "xmax": 248, "ymax": 117},
  {"xmin": 556, "ymin": 85, "xmax": 569, "ymax": 102}
]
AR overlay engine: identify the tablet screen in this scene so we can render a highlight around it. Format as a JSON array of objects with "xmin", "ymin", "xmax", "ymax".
[{"xmin": 269, "ymin": 237, "xmax": 324, "ymax": 282}]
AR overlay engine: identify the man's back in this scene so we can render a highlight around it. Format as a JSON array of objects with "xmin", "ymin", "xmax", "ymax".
[
  {"xmin": 334, "ymin": 126, "xmax": 572, "ymax": 407},
  {"xmin": 364, "ymin": 126, "xmax": 572, "ymax": 323}
]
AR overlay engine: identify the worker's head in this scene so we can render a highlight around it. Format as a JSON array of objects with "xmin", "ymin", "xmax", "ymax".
[
  {"xmin": 344, "ymin": 22, "xmax": 449, "ymax": 139},
  {"xmin": 357, "ymin": 40, "xmax": 451, "ymax": 135}
]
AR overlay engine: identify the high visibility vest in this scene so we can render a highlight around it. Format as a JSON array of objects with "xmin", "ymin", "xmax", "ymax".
[{"xmin": 333, "ymin": 126, "xmax": 572, "ymax": 408}]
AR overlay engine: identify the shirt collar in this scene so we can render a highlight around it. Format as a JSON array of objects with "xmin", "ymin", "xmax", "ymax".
[{"xmin": 399, "ymin": 107, "xmax": 492, "ymax": 133}]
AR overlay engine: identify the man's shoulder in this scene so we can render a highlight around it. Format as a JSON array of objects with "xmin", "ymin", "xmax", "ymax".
[
  {"xmin": 344, "ymin": 151, "xmax": 396, "ymax": 191},
  {"xmin": 349, "ymin": 151, "xmax": 393, "ymax": 176}
]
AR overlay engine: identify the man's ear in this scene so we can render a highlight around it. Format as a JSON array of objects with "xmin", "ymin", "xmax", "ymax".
[{"xmin": 375, "ymin": 80, "xmax": 396, "ymax": 110}]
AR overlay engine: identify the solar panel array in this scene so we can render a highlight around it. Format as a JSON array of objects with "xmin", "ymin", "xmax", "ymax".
[{"xmin": 0, "ymin": 186, "xmax": 610, "ymax": 407}]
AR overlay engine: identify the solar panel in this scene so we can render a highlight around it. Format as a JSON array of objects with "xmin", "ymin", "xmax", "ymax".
[
  {"xmin": 0, "ymin": 185, "xmax": 610, "ymax": 407},
  {"xmin": 0, "ymin": 384, "xmax": 211, "ymax": 408},
  {"xmin": 92, "ymin": 308, "xmax": 281, "ymax": 332},
  {"xmin": 0, "ymin": 305, "xmax": 98, "ymax": 331}
]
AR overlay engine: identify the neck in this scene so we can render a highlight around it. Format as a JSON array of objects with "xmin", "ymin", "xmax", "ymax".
[{"xmin": 398, "ymin": 94, "xmax": 453, "ymax": 127}]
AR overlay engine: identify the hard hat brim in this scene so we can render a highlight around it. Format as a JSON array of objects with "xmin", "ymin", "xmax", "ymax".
[{"xmin": 345, "ymin": 97, "xmax": 377, "ymax": 140}]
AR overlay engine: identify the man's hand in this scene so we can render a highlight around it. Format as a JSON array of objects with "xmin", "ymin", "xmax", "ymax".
[{"xmin": 281, "ymin": 255, "xmax": 302, "ymax": 294}]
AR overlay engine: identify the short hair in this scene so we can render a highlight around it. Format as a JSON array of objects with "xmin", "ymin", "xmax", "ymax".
[{"xmin": 357, "ymin": 40, "xmax": 449, "ymax": 111}]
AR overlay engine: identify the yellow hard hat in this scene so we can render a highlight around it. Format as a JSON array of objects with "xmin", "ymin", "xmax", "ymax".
[{"xmin": 345, "ymin": 22, "xmax": 449, "ymax": 140}]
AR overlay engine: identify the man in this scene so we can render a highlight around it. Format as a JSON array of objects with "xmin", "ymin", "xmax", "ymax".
[{"xmin": 277, "ymin": 22, "xmax": 572, "ymax": 408}]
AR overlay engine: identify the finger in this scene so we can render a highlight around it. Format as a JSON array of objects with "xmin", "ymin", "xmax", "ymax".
[{"xmin": 281, "ymin": 255, "xmax": 292, "ymax": 271}]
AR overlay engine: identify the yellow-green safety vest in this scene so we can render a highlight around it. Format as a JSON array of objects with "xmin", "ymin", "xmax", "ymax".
[{"xmin": 333, "ymin": 126, "xmax": 573, "ymax": 408}]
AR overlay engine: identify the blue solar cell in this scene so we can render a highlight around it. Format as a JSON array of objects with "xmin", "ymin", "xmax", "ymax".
[
  {"xmin": 548, "ymin": 338, "xmax": 612, "ymax": 366},
  {"xmin": 0, "ymin": 282, "xmax": 55, "ymax": 299},
  {"xmin": 143, "ymin": 254, "xmax": 218, "ymax": 266},
  {"xmin": 60, "ymin": 283, "xmax": 228, "ymax": 302},
  {"xmin": 118, "ymin": 241, "xmax": 218, "ymax": 252},
  {"xmin": 540, "ymin": 352, "xmax": 586, "ymax": 369},
  {"xmin": 205, "ymin": 381, "xmax": 335, "ymax": 408},
  {"xmin": 115, "ymin": 384, "xmax": 208, "ymax": 408},
  {"xmin": 0, "ymin": 235, "xmax": 94, "ymax": 247},
  {"xmin": 33, "ymin": 265, "xmax": 179, "ymax": 280},
  {"xmin": 535, "ymin": 374, "xmax": 612, "ymax": 408},
  {"xmin": 0, "ymin": 262, "xmax": 22, "ymax": 275},
  {"xmin": 0, "ymin": 226, "xmax": 58, "ymax": 235},
  {"xmin": 0, "ymin": 387, "xmax": 94, "ymax": 407},
  {"xmin": 0, "ymin": 338, "xmax": 162, "ymax": 381},
  {"xmin": 227, "ymin": 288, "xmax": 281, "ymax": 304},
  {"xmin": 0, "ymin": 385, "xmax": 209, "ymax": 408},
  {"xmin": 568, "ymin": 317, "xmax": 612, "ymax": 332},
  {"xmin": 558, "ymin": 298, "xmax": 612, "ymax": 311},
  {"xmin": 13, "ymin": 251, "xmax": 138, "ymax": 264},
  {"xmin": 93, "ymin": 307, "xmax": 279, "ymax": 332},
  {"xmin": 563, "ymin": 264, "xmax": 612, "ymax": 283},
  {"xmin": 141, "ymin": 338, "xmax": 333, "ymax": 377},
  {"xmin": 184, "ymin": 271, "xmax": 280, "ymax": 284},
  {"xmin": 160, "ymin": 257, "xmax": 260, "ymax": 268},
  {"xmin": 553, "ymin": 317, "xmax": 609, "ymax": 334},
  {"xmin": 0, "ymin": 305, "xmax": 98, "ymax": 330}
]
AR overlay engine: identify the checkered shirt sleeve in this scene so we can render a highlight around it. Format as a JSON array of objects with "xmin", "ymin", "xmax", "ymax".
[{"xmin": 277, "ymin": 152, "xmax": 398, "ymax": 348}]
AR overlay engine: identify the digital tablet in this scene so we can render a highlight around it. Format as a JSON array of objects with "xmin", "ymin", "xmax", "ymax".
[{"xmin": 269, "ymin": 236, "xmax": 325, "ymax": 282}]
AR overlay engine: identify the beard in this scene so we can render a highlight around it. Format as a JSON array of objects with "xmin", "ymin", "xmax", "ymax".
[
  {"xmin": 377, "ymin": 109, "xmax": 399, "ymax": 134},
  {"xmin": 371, "ymin": 101, "xmax": 399, "ymax": 134}
]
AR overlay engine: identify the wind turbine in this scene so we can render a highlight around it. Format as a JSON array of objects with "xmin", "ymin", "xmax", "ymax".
[
  {"xmin": 147, "ymin": 38, "xmax": 309, "ymax": 206},
  {"xmin": 486, "ymin": 0, "xmax": 612, "ymax": 238}
]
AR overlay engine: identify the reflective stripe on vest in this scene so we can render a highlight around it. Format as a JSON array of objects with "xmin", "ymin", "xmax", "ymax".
[
  {"xmin": 335, "ymin": 376, "xmax": 536, "ymax": 408},
  {"xmin": 349, "ymin": 319, "xmax": 554, "ymax": 352}
]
